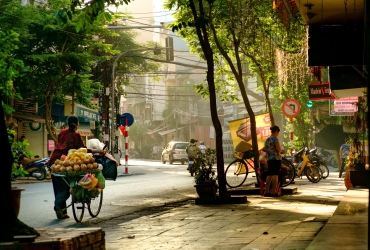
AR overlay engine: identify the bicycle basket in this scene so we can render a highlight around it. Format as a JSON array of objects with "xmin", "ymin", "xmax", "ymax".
[
  {"xmin": 242, "ymin": 150, "xmax": 254, "ymax": 160},
  {"xmin": 234, "ymin": 151, "xmax": 244, "ymax": 159}
]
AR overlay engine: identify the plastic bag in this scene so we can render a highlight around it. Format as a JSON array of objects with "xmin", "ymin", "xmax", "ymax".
[
  {"xmin": 79, "ymin": 173, "xmax": 92, "ymax": 186},
  {"xmin": 85, "ymin": 175, "xmax": 98, "ymax": 191},
  {"xmin": 78, "ymin": 173, "xmax": 98, "ymax": 190},
  {"xmin": 102, "ymin": 158, "xmax": 118, "ymax": 180},
  {"xmin": 96, "ymin": 171, "xmax": 106, "ymax": 189},
  {"xmin": 95, "ymin": 155, "xmax": 118, "ymax": 181}
]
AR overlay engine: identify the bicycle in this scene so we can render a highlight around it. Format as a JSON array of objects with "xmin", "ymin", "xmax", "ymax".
[
  {"xmin": 225, "ymin": 150, "xmax": 295, "ymax": 188},
  {"xmin": 52, "ymin": 171, "xmax": 103, "ymax": 223}
]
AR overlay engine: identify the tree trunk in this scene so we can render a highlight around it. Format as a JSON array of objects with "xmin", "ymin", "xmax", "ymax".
[
  {"xmin": 0, "ymin": 94, "xmax": 39, "ymax": 242},
  {"xmin": 189, "ymin": 0, "xmax": 227, "ymax": 196},
  {"xmin": 45, "ymin": 96, "xmax": 58, "ymax": 142}
]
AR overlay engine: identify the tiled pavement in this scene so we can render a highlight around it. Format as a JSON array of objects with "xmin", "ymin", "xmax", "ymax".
[{"xmin": 101, "ymin": 174, "xmax": 364, "ymax": 250}]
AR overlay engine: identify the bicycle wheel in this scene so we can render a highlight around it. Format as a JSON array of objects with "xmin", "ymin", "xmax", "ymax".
[
  {"xmin": 305, "ymin": 166, "xmax": 321, "ymax": 183},
  {"xmin": 330, "ymin": 157, "xmax": 337, "ymax": 168},
  {"xmin": 315, "ymin": 161, "xmax": 329, "ymax": 179},
  {"xmin": 88, "ymin": 189, "xmax": 103, "ymax": 217},
  {"xmin": 281, "ymin": 159, "xmax": 295, "ymax": 187},
  {"xmin": 72, "ymin": 193, "xmax": 85, "ymax": 222},
  {"xmin": 225, "ymin": 160, "xmax": 248, "ymax": 188}
]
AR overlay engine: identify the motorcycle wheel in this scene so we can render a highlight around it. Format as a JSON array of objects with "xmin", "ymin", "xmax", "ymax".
[
  {"xmin": 45, "ymin": 165, "xmax": 52, "ymax": 180},
  {"xmin": 305, "ymin": 166, "xmax": 321, "ymax": 183},
  {"xmin": 35, "ymin": 168, "xmax": 46, "ymax": 181},
  {"xmin": 316, "ymin": 161, "xmax": 329, "ymax": 179}
]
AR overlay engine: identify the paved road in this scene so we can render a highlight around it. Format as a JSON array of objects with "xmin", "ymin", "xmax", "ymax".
[{"xmin": 16, "ymin": 159, "xmax": 198, "ymax": 228}]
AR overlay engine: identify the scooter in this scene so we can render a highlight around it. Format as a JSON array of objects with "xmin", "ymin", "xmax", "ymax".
[
  {"xmin": 307, "ymin": 148, "xmax": 330, "ymax": 179},
  {"xmin": 285, "ymin": 148, "xmax": 322, "ymax": 183},
  {"xmin": 12, "ymin": 157, "xmax": 50, "ymax": 181}
]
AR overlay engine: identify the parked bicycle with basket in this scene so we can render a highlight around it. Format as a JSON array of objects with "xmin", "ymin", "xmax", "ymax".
[{"xmin": 225, "ymin": 149, "xmax": 295, "ymax": 189}]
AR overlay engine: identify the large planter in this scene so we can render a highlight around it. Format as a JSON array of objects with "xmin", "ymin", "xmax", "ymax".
[
  {"xmin": 12, "ymin": 187, "xmax": 25, "ymax": 217},
  {"xmin": 194, "ymin": 184, "xmax": 218, "ymax": 200},
  {"xmin": 349, "ymin": 170, "xmax": 370, "ymax": 188}
]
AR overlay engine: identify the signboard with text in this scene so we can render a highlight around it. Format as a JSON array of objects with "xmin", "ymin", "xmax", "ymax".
[
  {"xmin": 48, "ymin": 140, "xmax": 55, "ymax": 151},
  {"xmin": 228, "ymin": 113, "xmax": 271, "ymax": 151},
  {"xmin": 308, "ymin": 82, "xmax": 335, "ymax": 100},
  {"xmin": 76, "ymin": 106, "xmax": 99, "ymax": 121},
  {"xmin": 333, "ymin": 97, "xmax": 358, "ymax": 112},
  {"xmin": 329, "ymin": 100, "xmax": 354, "ymax": 116}
]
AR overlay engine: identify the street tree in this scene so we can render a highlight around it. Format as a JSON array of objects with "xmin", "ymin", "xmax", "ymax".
[
  {"xmin": 162, "ymin": 0, "xmax": 228, "ymax": 196},
  {"xmin": 0, "ymin": 0, "xmax": 119, "ymax": 141},
  {"xmin": 0, "ymin": 30, "xmax": 40, "ymax": 242},
  {"xmin": 166, "ymin": 0, "xmax": 307, "ymax": 170}
]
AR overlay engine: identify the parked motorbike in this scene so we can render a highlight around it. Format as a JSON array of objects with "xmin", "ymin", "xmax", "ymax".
[
  {"xmin": 12, "ymin": 157, "xmax": 50, "ymax": 181},
  {"xmin": 307, "ymin": 148, "xmax": 329, "ymax": 179},
  {"xmin": 285, "ymin": 147, "xmax": 323, "ymax": 182},
  {"xmin": 318, "ymin": 148, "xmax": 337, "ymax": 168}
]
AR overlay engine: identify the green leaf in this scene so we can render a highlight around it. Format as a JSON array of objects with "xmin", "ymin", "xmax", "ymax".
[
  {"xmin": 76, "ymin": 17, "xmax": 84, "ymax": 32},
  {"xmin": 104, "ymin": 12, "xmax": 112, "ymax": 22}
]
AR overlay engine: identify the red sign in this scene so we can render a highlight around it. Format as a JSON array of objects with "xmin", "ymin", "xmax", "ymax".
[
  {"xmin": 119, "ymin": 125, "xmax": 125, "ymax": 135},
  {"xmin": 282, "ymin": 99, "xmax": 301, "ymax": 118},
  {"xmin": 308, "ymin": 82, "xmax": 335, "ymax": 100},
  {"xmin": 48, "ymin": 140, "xmax": 55, "ymax": 151}
]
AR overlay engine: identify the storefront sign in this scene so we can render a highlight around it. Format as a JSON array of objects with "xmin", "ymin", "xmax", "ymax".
[
  {"xmin": 329, "ymin": 100, "xmax": 354, "ymax": 116},
  {"xmin": 333, "ymin": 97, "xmax": 358, "ymax": 112},
  {"xmin": 228, "ymin": 113, "xmax": 271, "ymax": 151},
  {"xmin": 48, "ymin": 140, "xmax": 55, "ymax": 151},
  {"xmin": 76, "ymin": 107, "xmax": 99, "ymax": 121},
  {"xmin": 308, "ymin": 82, "xmax": 335, "ymax": 100}
]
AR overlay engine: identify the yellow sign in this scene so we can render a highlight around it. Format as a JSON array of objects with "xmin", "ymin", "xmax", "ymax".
[{"xmin": 228, "ymin": 113, "xmax": 271, "ymax": 152}]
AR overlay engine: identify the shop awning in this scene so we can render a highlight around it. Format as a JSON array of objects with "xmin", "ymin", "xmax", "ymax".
[
  {"xmin": 147, "ymin": 126, "xmax": 170, "ymax": 135},
  {"xmin": 158, "ymin": 127, "xmax": 184, "ymax": 136},
  {"xmin": 12, "ymin": 113, "xmax": 45, "ymax": 123},
  {"xmin": 77, "ymin": 123, "xmax": 94, "ymax": 137},
  {"xmin": 77, "ymin": 130, "xmax": 94, "ymax": 136}
]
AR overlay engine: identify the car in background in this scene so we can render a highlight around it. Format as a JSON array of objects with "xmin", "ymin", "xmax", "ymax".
[{"xmin": 161, "ymin": 141, "xmax": 188, "ymax": 164}]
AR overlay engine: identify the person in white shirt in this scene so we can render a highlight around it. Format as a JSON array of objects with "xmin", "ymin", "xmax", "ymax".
[{"xmin": 199, "ymin": 141, "xmax": 206, "ymax": 154}]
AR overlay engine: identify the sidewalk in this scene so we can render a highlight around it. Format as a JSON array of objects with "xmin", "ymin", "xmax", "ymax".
[{"xmin": 100, "ymin": 174, "xmax": 367, "ymax": 250}]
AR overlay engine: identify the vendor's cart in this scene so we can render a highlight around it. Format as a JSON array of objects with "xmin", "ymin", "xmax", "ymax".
[{"xmin": 52, "ymin": 169, "xmax": 103, "ymax": 223}]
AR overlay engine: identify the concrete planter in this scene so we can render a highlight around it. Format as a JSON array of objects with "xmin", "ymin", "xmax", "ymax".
[{"xmin": 11, "ymin": 187, "xmax": 25, "ymax": 217}]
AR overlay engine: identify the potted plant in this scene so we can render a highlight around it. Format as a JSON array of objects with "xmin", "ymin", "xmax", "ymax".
[
  {"xmin": 194, "ymin": 148, "xmax": 218, "ymax": 200},
  {"xmin": 345, "ymin": 96, "xmax": 369, "ymax": 188},
  {"xmin": 8, "ymin": 130, "xmax": 30, "ymax": 217},
  {"xmin": 8, "ymin": 129, "xmax": 33, "ymax": 179}
]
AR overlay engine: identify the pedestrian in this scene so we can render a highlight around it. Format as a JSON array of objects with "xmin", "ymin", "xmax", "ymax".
[
  {"xmin": 339, "ymin": 140, "xmax": 350, "ymax": 178},
  {"xmin": 186, "ymin": 139, "xmax": 200, "ymax": 170},
  {"xmin": 20, "ymin": 135, "xmax": 26, "ymax": 142},
  {"xmin": 49, "ymin": 116, "xmax": 106, "ymax": 219},
  {"xmin": 152, "ymin": 145, "xmax": 158, "ymax": 159},
  {"xmin": 198, "ymin": 141, "xmax": 206, "ymax": 154},
  {"xmin": 263, "ymin": 125, "xmax": 285, "ymax": 197}
]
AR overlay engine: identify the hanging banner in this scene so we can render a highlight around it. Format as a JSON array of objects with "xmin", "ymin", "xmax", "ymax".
[
  {"xmin": 308, "ymin": 82, "xmax": 335, "ymax": 100},
  {"xmin": 333, "ymin": 97, "xmax": 358, "ymax": 112},
  {"xmin": 329, "ymin": 100, "xmax": 354, "ymax": 116},
  {"xmin": 228, "ymin": 113, "xmax": 271, "ymax": 151}
]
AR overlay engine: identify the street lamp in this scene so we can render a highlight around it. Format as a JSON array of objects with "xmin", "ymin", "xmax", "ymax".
[{"xmin": 110, "ymin": 48, "xmax": 165, "ymax": 152}]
